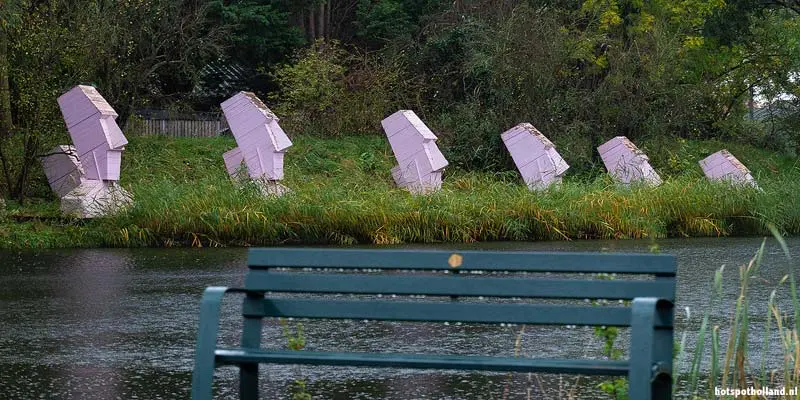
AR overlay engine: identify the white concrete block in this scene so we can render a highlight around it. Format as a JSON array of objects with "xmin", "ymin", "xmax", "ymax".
[{"xmin": 61, "ymin": 180, "xmax": 133, "ymax": 218}]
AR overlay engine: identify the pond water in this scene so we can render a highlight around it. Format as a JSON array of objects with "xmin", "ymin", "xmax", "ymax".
[{"xmin": 0, "ymin": 237, "xmax": 798, "ymax": 399}]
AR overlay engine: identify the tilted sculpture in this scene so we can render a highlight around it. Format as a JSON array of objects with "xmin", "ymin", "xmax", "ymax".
[
  {"xmin": 41, "ymin": 85, "xmax": 132, "ymax": 218},
  {"xmin": 381, "ymin": 110, "xmax": 448, "ymax": 194},
  {"xmin": 501, "ymin": 123, "xmax": 569, "ymax": 190},
  {"xmin": 597, "ymin": 136, "xmax": 662, "ymax": 186},
  {"xmin": 221, "ymin": 91, "xmax": 292, "ymax": 196},
  {"xmin": 699, "ymin": 150, "xmax": 758, "ymax": 188}
]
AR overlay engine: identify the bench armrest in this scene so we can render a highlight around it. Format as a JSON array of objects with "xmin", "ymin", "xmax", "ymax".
[
  {"xmin": 191, "ymin": 286, "xmax": 247, "ymax": 400},
  {"xmin": 629, "ymin": 297, "xmax": 674, "ymax": 400}
]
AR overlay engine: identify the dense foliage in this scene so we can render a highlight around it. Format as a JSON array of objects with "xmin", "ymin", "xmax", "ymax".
[{"xmin": 0, "ymin": 0, "xmax": 799, "ymax": 199}]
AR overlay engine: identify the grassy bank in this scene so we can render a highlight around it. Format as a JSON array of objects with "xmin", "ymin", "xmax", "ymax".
[{"xmin": 1, "ymin": 135, "xmax": 799, "ymax": 248}]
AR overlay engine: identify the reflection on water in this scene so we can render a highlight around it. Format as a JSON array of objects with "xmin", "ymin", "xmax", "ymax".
[
  {"xmin": 0, "ymin": 237, "xmax": 798, "ymax": 399},
  {"xmin": 60, "ymin": 251, "xmax": 129, "ymax": 399}
]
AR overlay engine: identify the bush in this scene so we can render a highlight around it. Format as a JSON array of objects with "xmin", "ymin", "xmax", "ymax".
[
  {"xmin": 271, "ymin": 40, "xmax": 348, "ymax": 135},
  {"xmin": 272, "ymin": 40, "xmax": 407, "ymax": 136}
]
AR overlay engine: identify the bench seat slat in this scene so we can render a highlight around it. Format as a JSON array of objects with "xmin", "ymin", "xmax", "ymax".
[
  {"xmin": 248, "ymin": 249, "xmax": 675, "ymax": 275},
  {"xmin": 245, "ymin": 271, "xmax": 676, "ymax": 300},
  {"xmin": 215, "ymin": 348, "xmax": 630, "ymax": 376},
  {"xmin": 244, "ymin": 299, "xmax": 673, "ymax": 327}
]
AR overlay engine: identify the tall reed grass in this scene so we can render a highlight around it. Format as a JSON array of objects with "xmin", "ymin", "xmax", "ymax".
[
  {"xmin": 102, "ymin": 167, "xmax": 800, "ymax": 248},
  {"xmin": 2, "ymin": 135, "xmax": 799, "ymax": 248},
  {"xmin": 681, "ymin": 227, "xmax": 799, "ymax": 399}
]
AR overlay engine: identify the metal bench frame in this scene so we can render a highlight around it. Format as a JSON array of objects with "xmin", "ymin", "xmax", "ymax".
[{"xmin": 192, "ymin": 249, "xmax": 676, "ymax": 400}]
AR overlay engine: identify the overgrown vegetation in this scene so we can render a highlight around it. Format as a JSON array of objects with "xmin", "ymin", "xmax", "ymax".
[
  {"xmin": 265, "ymin": 0, "xmax": 800, "ymax": 171},
  {"xmin": 1, "ymin": 135, "xmax": 798, "ymax": 249},
  {"xmin": 1, "ymin": 0, "xmax": 799, "ymax": 202}
]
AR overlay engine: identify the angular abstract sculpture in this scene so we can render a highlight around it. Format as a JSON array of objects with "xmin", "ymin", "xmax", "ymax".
[
  {"xmin": 597, "ymin": 136, "xmax": 662, "ymax": 186},
  {"xmin": 41, "ymin": 86, "xmax": 132, "ymax": 218},
  {"xmin": 381, "ymin": 110, "xmax": 448, "ymax": 194},
  {"xmin": 58, "ymin": 86, "xmax": 128, "ymax": 181},
  {"xmin": 501, "ymin": 123, "xmax": 569, "ymax": 190},
  {"xmin": 699, "ymin": 150, "xmax": 757, "ymax": 188},
  {"xmin": 221, "ymin": 91, "xmax": 292, "ymax": 196}
]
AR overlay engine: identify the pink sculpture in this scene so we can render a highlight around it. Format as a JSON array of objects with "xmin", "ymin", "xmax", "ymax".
[
  {"xmin": 381, "ymin": 110, "xmax": 448, "ymax": 194},
  {"xmin": 221, "ymin": 92, "xmax": 292, "ymax": 195},
  {"xmin": 41, "ymin": 86, "xmax": 132, "ymax": 218},
  {"xmin": 58, "ymin": 86, "xmax": 127, "ymax": 181},
  {"xmin": 699, "ymin": 150, "xmax": 757, "ymax": 188},
  {"xmin": 597, "ymin": 136, "xmax": 662, "ymax": 186},
  {"xmin": 501, "ymin": 123, "xmax": 569, "ymax": 190}
]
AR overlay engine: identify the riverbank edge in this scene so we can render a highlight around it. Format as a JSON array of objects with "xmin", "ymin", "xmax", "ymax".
[{"xmin": 2, "ymin": 178, "xmax": 798, "ymax": 249}]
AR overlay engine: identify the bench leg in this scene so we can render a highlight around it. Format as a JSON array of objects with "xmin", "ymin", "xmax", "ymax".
[
  {"xmin": 240, "ymin": 293, "xmax": 264, "ymax": 400},
  {"xmin": 629, "ymin": 298, "xmax": 674, "ymax": 400},
  {"xmin": 192, "ymin": 287, "xmax": 231, "ymax": 400}
]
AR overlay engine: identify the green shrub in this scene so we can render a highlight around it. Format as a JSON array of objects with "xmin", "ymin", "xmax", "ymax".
[
  {"xmin": 272, "ymin": 40, "xmax": 348, "ymax": 135},
  {"xmin": 272, "ymin": 40, "xmax": 406, "ymax": 136}
]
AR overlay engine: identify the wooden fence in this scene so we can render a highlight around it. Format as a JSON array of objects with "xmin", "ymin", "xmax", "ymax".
[{"xmin": 125, "ymin": 110, "xmax": 229, "ymax": 138}]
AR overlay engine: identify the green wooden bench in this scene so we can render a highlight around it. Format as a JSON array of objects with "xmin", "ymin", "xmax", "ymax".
[{"xmin": 192, "ymin": 248, "xmax": 676, "ymax": 400}]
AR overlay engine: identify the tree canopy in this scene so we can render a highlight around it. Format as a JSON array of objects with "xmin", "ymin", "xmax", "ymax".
[{"xmin": 0, "ymin": 0, "xmax": 799, "ymax": 198}]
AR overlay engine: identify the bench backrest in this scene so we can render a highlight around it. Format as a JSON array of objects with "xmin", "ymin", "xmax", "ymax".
[
  {"xmin": 244, "ymin": 249, "xmax": 675, "ymax": 327},
  {"xmin": 193, "ymin": 248, "xmax": 677, "ymax": 400}
]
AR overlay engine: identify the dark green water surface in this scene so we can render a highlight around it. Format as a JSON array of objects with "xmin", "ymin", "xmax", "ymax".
[{"xmin": 1, "ymin": 237, "xmax": 798, "ymax": 399}]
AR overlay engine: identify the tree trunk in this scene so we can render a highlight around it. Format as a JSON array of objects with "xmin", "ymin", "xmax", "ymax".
[
  {"xmin": 325, "ymin": 0, "xmax": 331, "ymax": 39},
  {"xmin": 0, "ymin": 28, "xmax": 13, "ymax": 137},
  {"xmin": 0, "ymin": 138, "xmax": 13, "ymax": 197},
  {"xmin": 316, "ymin": 2, "xmax": 325, "ymax": 40},
  {"xmin": 308, "ymin": 9, "xmax": 316, "ymax": 41},
  {"xmin": 0, "ymin": 28, "xmax": 14, "ymax": 198},
  {"xmin": 298, "ymin": 12, "xmax": 307, "ymax": 42},
  {"xmin": 13, "ymin": 131, "xmax": 39, "ymax": 202}
]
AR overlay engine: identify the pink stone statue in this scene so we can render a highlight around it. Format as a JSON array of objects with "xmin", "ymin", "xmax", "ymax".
[
  {"xmin": 699, "ymin": 150, "xmax": 757, "ymax": 188},
  {"xmin": 381, "ymin": 110, "xmax": 448, "ymax": 194},
  {"xmin": 597, "ymin": 136, "xmax": 662, "ymax": 186},
  {"xmin": 221, "ymin": 92, "xmax": 292, "ymax": 195},
  {"xmin": 41, "ymin": 86, "xmax": 132, "ymax": 218},
  {"xmin": 57, "ymin": 85, "xmax": 128, "ymax": 181},
  {"xmin": 501, "ymin": 123, "xmax": 569, "ymax": 190}
]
